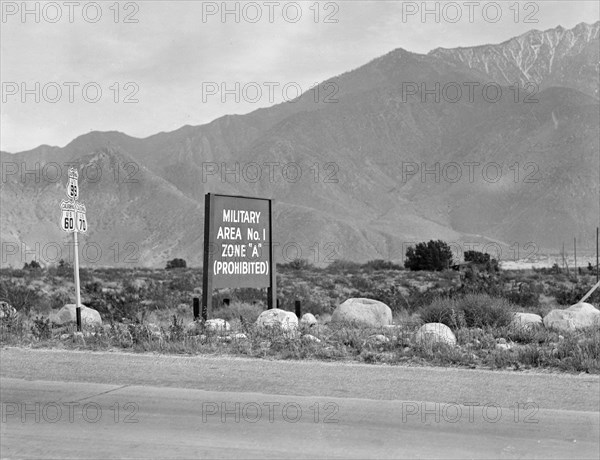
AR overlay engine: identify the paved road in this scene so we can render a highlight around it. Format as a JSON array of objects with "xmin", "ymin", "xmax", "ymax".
[{"xmin": 1, "ymin": 348, "xmax": 599, "ymax": 459}]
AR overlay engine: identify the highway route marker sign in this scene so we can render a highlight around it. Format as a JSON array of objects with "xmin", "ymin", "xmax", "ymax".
[{"xmin": 58, "ymin": 167, "xmax": 88, "ymax": 330}]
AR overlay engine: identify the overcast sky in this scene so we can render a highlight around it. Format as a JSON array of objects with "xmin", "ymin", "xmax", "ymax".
[{"xmin": 1, "ymin": 0, "xmax": 598, "ymax": 152}]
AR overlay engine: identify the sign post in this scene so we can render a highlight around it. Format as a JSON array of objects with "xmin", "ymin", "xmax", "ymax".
[
  {"xmin": 202, "ymin": 193, "xmax": 276, "ymax": 320},
  {"xmin": 59, "ymin": 167, "xmax": 88, "ymax": 331}
]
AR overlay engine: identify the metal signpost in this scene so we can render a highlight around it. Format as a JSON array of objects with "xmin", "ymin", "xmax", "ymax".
[
  {"xmin": 59, "ymin": 167, "xmax": 88, "ymax": 331},
  {"xmin": 202, "ymin": 193, "xmax": 275, "ymax": 320}
]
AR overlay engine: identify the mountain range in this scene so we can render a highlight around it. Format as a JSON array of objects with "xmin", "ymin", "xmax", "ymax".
[{"xmin": 1, "ymin": 22, "xmax": 599, "ymax": 267}]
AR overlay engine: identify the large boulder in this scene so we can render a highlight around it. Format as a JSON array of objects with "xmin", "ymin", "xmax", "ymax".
[
  {"xmin": 256, "ymin": 309, "xmax": 298, "ymax": 331},
  {"xmin": 511, "ymin": 312, "xmax": 543, "ymax": 330},
  {"xmin": 415, "ymin": 323, "xmax": 456, "ymax": 347},
  {"xmin": 54, "ymin": 304, "xmax": 102, "ymax": 328},
  {"xmin": 543, "ymin": 302, "xmax": 600, "ymax": 332},
  {"xmin": 330, "ymin": 298, "xmax": 392, "ymax": 328}
]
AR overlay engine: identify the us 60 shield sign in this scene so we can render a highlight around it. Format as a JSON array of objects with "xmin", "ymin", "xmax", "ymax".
[{"xmin": 60, "ymin": 199, "xmax": 76, "ymax": 233}]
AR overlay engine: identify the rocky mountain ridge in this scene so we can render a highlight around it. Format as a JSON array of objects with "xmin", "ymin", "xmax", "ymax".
[{"xmin": 1, "ymin": 22, "xmax": 598, "ymax": 267}]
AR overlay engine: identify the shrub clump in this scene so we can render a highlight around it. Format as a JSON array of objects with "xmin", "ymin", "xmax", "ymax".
[
  {"xmin": 405, "ymin": 240, "xmax": 453, "ymax": 271},
  {"xmin": 419, "ymin": 294, "xmax": 515, "ymax": 329},
  {"xmin": 165, "ymin": 258, "xmax": 187, "ymax": 270}
]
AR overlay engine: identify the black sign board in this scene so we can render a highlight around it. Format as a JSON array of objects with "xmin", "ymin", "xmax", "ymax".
[{"xmin": 202, "ymin": 193, "xmax": 276, "ymax": 318}]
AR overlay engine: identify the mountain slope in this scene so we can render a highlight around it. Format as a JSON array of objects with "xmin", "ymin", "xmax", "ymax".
[{"xmin": 1, "ymin": 22, "xmax": 598, "ymax": 267}]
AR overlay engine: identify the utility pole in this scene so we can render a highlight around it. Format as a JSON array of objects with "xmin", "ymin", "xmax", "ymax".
[
  {"xmin": 596, "ymin": 227, "xmax": 600, "ymax": 283},
  {"xmin": 574, "ymin": 237, "xmax": 577, "ymax": 280}
]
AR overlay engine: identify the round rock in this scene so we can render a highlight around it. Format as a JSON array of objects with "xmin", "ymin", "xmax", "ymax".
[
  {"xmin": 511, "ymin": 312, "xmax": 543, "ymax": 330},
  {"xmin": 543, "ymin": 302, "xmax": 600, "ymax": 332},
  {"xmin": 55, "ymin": 304, "xmax": 102, "ymax": 328},
  {"xmin": 415, "ymin": 323, "xmax": 456, "ymax": 347},
  {"xmin": 300, "ymin": 313, "xmax": 318, "ymax": 327},
  {"xmin": 330, "ymin": 298, "xmax": 392, "ymax": 328},
  {"xmin": 256, "ymin": 308, "xmax": 298, "ymax": 331}
]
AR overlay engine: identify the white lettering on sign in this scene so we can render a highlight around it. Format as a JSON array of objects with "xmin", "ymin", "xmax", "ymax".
[
  {"xmin": 216, "ymin": 226, "xmax": 242, "ymax": 240},
  {"xmin": 221, "ymin": 244, "xmax": 247, "ymax": 258},
  {"xmin": 222, "ymin": 209, "xmax": 261, "ymax": 224},
  {"xmin": 59, "ymin": 168, "xmax": 88, "ymax": 234},
  {"xmin": 214, "ymin": 260, "xmax": 269, "ymax": 275}
]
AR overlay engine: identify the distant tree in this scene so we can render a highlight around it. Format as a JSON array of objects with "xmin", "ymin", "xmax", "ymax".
[
  {"xmin": 486, "ymin": 258, "xmax": 500, "ymax": 273},
  {"xmin": 588, "ymin": 262, "xmax": 595, "ymax": 274},
  {"xmin": 464, "ymin": 250, "xmax": 499, "ymax": 272},
  {"xmin": 23, "ymin": 260, "xmax": 42, "ymax": 270},
  {"xmin": 286, "ymin": 259, "xmax": 313, "ymax": 270},
  {"xmin": 551, "ymin": 263, "xmax": 561, "ymax": 274},
  {"xmin": 166, "ymin": 258, "xmax": 187, "ymax": 269},
  {"xmin": 405, "ymin": 240, "xmax": 453, "ymax": 271},
  {"xmin": 464, "ymin": 250, "xmax": 490, "ymax": 264}
]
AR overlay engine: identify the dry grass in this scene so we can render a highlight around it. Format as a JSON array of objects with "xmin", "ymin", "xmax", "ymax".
[{"xmin": 1, "ymin": 264, "xmax": 599, "ymax": 373}]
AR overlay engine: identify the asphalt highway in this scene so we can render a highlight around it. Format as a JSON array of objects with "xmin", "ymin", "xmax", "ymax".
[{"xmin": 1, "ymin": 348, "xmax": 598, "ymax": 459}]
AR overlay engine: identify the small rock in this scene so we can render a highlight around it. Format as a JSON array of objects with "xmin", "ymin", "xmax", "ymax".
[
  {"xmin": 495, "ymin": 343, "xmax": 511, "ymax": 351},
  {"xmin": 302, "ymin": 334, "xmax": 321, "ymax": 343},
  {"xmin": 73, "ymin": 331, "xmax": 85, "ymax": 344},
  {"xmin": 415, "ymin": 323, "xmax": 457, "ymax": 347},
  {"xmin": 512, "ymin": 312, "xmax": 543, "ymax": 330},
  {"xmin": 300, "ymin": 313, "xmax": 318, "ymax": 327},
  {"xmin": 232, "ymin": 333, "xmax": 248, "ymax": 340},
  {"xmin": 205, "ymin": 318, "xmax": 230, "ymax": 332},
  {"xmin": 497, "ymin": 338, "xmax": 507, "ymax": 344},
  {"xmin": 130, "ymin": 278, "xmax": 147, "ymax": 291},
  {"xmin": 256, "ymin": 309, "xmax": 298, "ymax": 331},
  {"xmin": 146, "ymin": 323, "xmax": 163, "ymax": 339},
  {"xmin": 60, "ymin": 333, "xmax": 70, "ymax": 340},
  {"xmin": 369, "ymin": 334, "xmax": 390, "ymax": 344},
  {"xmin": 0, "ymin": 301, "xmax": 17, "ymax": 319},
  {"xmin": 185, "ymin": 320, "xmax": 202, "ymax": 335}
]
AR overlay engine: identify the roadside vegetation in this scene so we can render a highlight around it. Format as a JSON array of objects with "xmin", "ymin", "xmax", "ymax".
[{"xmin": 1, "ymin": 250, "xmax": 599, "ymax": 373}]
